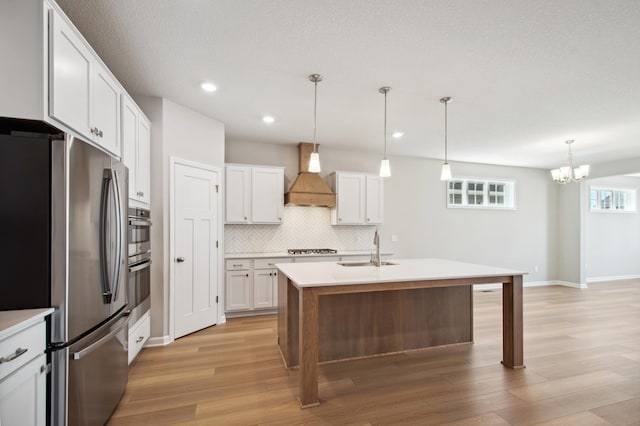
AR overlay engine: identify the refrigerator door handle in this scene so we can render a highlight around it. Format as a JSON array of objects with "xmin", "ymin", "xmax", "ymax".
[
  {"xmin": 111, "ymin": 168, "xmax": 123, "ymax": 302},
  {"xmin": 70, "ymin": 316, "xmax": 128, "ymax": 360},
  {"xmin": 99, "ymin": 169, "xmax": 113, "ymax": 304}
]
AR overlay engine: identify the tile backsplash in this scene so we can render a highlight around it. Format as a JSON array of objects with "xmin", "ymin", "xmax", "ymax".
[{"xmin": 225, "ymin": 206, "xmax": 377, "ymax": 253}]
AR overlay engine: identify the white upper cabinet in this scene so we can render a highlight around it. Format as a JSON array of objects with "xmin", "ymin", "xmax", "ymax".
[
  {"xmin": 225, "ymin": 165, "xmax": 284, "ymax": 224},
  {"xmin": 225, "ymin": 166, "xmax": 251, "ymax": 223},
  {"xmin": 328, "ymin": 172, "xmax": 384, "ymax": 225},
  {"xmin": 137, "ymin": 117, "xmax": 151, "ymax": 203},
  {"xmin": 251, "ymin": 167, "xmax": 284, "ymax": 224},
  {"xmin": 365, "ymin": 175, "xmax": 384, "ymax": 224},
  {"xmin": 49, "ymin": 6, "xmax": 122, "ymax": 157},
  {"xmin": 49, "ymin": 9, "xmax": 92, "ymax": 138},
  {"xmin": 91, "ymin": 67, "xmax": 120, "ymax": 155},
  {"xmin": 122, "ymin": 95, "xmax": 151, "ymax": 206}
]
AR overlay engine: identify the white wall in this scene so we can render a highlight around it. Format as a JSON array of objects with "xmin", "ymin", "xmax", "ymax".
[
  {"xmin": 135, "ymin": 96, "xmax": 225, "ymax": 340},
  {"xmin": 586, "ymin": 175, "xmax": 640, "ymax": 280},
  {"xmin": 226, "ymin": 140, "xmax": 556, "ymax": 283}
]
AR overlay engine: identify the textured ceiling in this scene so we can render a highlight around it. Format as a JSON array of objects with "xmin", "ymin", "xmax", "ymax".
[{"xmin": 56, "ymin": 0, "xmax": 640, "ymax": 170}]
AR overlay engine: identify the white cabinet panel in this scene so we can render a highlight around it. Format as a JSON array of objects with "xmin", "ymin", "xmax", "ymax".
[
  {"xmin": 122, "ymin": 95, "xmax": 150, "ymax": 206},
  {"xmin": 225, "ymin": 165, "xmax": 284, "ymax": 224},
  {"xmin": 365, "ymin": 175, "xmax": 384, "ymax": 224},
  {"xmin": 225, "ymin": 270, "xmax": 252, "ymax": 311},
  {"xmin": 49, "ymin": 8, "xmax": 122, "ymax": 157},
  {"xmin": 329, "ymin": 172, "xmax": 382, "ymax": 225},
  {"xmin": 0, "ymin": 354, "xmax": 46, "ymax": 426},
  {"xmin": 127, "ymin": 312, "xmax": 150, "ymax": 365},
  {"xmin": 91, "ymin": 68, "xmax": 120, "ymax": 156},
  {"xmin": 50, "ymin": 9, "xmax": 91, "ymax": 138},
  {"xmin": 253, "ymin": 269, "xmax": 274, "ymax": 308},
  {"xmin": 225, "ymin": 166, "xmax": 251, "ymax": 223},
  {"xmin": 225, "ymin": 257, "xmax": 292, "ymax": 314},
  {"xmin": 0, "ymin": 313, "xmax": 49, "ymax": 426},
  {"xmin": 251, "ymin": 167, "xmax": 283, "ymax": 223},
  {"xmin": 122, "ymin": 98, "xmax": 137, "ymax": 198},
  {"xmin": 136, "ymin": 117, "xmax": 151, "ymax": 203}
]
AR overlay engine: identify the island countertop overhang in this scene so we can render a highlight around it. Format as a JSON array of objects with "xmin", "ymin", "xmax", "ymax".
[{"xmin": 275, "ymin": 258, "xmax": 527, "ymax": 288}]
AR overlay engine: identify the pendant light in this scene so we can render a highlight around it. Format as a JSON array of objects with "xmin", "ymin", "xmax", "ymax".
[
  {"xmin": 308, "ymin": 74, "xmax": 322, "ymax": 173},
  {"xmin": 550, "ymin": 140, "xmax": 590, "ymax": 183},
  {"xmin": 440, "ymin": 96, "xmax": 453, "ymax": 181},
  {"xmin": 379, "ymin": 87, "xmax": 391, "ymax": 177}
]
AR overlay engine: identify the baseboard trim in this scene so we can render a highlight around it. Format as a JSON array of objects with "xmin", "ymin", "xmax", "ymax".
[
  {"xmin": 473, "ymin": 280, "xmax": 587, "ymax": 291},
  {"xmin": 225, "ymin": 309, "xmax": 277, "ymax": 319},
  {"xmin": 587, "ymin": 274, "xmax": 640, "ymax": 283},
  {"xmin": 145, "ymin": 335, "xmax": 173, "ymax": 347}
]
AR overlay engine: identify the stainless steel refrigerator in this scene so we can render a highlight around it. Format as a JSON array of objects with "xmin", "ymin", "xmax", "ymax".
[{"xmin": 0, "ymin": 122, "xmax": 129, "ymax": 425}]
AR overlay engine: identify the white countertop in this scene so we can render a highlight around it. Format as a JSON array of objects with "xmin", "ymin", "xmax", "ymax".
[
  {"xmin": 276, "ymin": 258, "xmax": 527, "ymax": 288},
  {"xmin": 0, "ymin": 308, "xmax": 54, "ymax": 340},
  {"xmin": 225, "ymin": 250, "xmax": 392, "ymax": 259}
]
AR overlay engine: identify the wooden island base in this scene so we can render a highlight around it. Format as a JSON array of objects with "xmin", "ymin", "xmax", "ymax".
[
  {"xmin": 278, "ymin": 283, "xmax": 473, "ymax": 367},
  {"xmin": 276, "ymin": 259, "xmax": 525, "ymax": 408}
]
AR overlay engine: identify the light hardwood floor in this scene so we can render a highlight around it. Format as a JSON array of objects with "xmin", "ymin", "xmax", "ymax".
[{"xmin": 108, "ymin": 280, "xmax": 640, "ymax": 425}]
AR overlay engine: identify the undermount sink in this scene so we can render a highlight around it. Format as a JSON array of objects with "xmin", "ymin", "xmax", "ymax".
[{"xmin": 338, "ymin": 261, "xmax": 397, "ymax": 267}]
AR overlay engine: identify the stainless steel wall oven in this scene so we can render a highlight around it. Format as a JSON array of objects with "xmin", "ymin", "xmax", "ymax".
[{"xmin": 127, "ymin": 207, "xmax": 151, "ymax": 325}]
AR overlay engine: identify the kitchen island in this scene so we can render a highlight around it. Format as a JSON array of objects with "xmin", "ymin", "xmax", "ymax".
[{"xmin": 276, "ymin": 258, "xmax": 526, "ymax": 408}]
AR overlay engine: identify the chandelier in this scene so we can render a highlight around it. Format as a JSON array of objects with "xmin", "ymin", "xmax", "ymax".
[{"xmin": 550, "ymin": 140, "xmax": 590, "ymax": 183}]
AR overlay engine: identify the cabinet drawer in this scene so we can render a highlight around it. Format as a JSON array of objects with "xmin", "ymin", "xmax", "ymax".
[
  {"xmin": 254, "ymin": 258, "xmax": 293, "ymax": 270},
  {"xmin": 128, "ymin": 314, "xmax": 150, "ymax": 365},
  {"xmin": 225, "ymin": 259, "xmax": 251, "ymax": 270},
  {"xmin": 0, "ymin": 321, "xmax": 45, "ymax": 382}
]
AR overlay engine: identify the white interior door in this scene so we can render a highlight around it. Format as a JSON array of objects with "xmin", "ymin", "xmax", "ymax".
[{"xmin": 173, "ymin": 162, "xmax": 219, "ymax": 338}]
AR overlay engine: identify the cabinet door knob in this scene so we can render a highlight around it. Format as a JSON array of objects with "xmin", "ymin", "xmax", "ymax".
[
  {"xmin": 136, "ymin": 336, "xmax": 144, "ymax": 343},
  {"xmin": 246, "ymin": 273, "xmax": 249, "ymax": 277},
  {"xmin": 176, "ymin": 257, "xmax": 185, "ymax": 263},
  {"xmin": 244, "ymin": 216, "xmax": 247, "ymax": 220},
  {"xmin": 97, "ymin": 129, "xmax": 104, "ymax": 137}
]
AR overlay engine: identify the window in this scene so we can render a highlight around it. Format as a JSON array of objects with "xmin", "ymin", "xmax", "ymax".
[
  {"xmin": 447, "ymin": 178, "xmax": 515, "ymax": 209},
  {"xmin": 590, "ymin": 187, "xmax": 636, "ymax": 212}
]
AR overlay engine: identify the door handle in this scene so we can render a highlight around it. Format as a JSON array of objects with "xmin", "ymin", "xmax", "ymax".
[{"xmin": 176, "ymin": 257, "xmax": 185, "ymax": 263}]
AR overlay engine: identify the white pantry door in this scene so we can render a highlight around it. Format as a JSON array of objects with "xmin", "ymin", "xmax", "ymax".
[{"xmin": 173, "ymin": 162, "xmax": 220, "ymax": 338}]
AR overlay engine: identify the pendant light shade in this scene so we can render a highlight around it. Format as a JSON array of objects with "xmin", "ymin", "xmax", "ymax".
[
  {"xmin": 440, "ymin": 97, "xmax": 453, "ymax": 181},
  {"xmin": 380, "ymin": 159, "xmax": 391, "ymax": 177},
  {"xmin": 440, "ymin": 163, "xmax": 452, "ymax": 180},
  {"xmin": 379, "ymin": 87, "xmax": 391, "ymax": 177},
  {"xmin": 308, "ymin": 152, "xmax": 321, "ymax": 173},
  {"xmin": 308, "ymin": 74, "xmax": 322, "ymax": 173}
]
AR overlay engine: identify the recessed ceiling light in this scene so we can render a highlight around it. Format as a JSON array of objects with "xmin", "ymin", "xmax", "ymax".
[
  {"xmin": 200, "ymin": 82, "xmax": 217, "ymax": 92},
  {"xmin": 262, "ymin": 116, "xmax": 275, "ymax": 124},
  {"xmin": 392, "ymin": 131, "xmax": 404, "ymax": 139}
]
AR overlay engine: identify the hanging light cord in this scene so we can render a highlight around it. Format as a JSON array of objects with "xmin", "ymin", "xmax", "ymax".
[
  {"xmin": 313, "ymin": 79, "xmax": 318, "ymax": 153},
  {"xmin": 444, "ymin": 100, "xmax": 448, "ymax": 163},
  {"xmin": 567, "ymin": 140, "xmax": 574, "ymax": 169},
  {"xmin": 383, "ymin": 90, "xmax": 388, "ymax": 160}
]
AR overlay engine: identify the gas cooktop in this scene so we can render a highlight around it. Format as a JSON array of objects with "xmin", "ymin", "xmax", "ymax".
[{"xmin": 287, "ymin": 248, "xmax": 338, "ymax": 255}]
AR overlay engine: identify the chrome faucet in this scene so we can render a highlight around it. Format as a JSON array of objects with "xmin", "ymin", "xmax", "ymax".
[{"xmin": 372, "ymin": 228, "xmax": 381, "ymax": 267}]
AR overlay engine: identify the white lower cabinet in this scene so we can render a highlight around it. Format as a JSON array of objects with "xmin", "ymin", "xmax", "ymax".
[
  {"xmin": 0, "ymin": 354, "xmax": 46, "ymax": 426},
  {"xmin": 127, "ymin": 311, "xmax": 150, "ymax": 365},
  {"xmin": 225, "ymin": 258, "xmax": 293, "ymax": 314},
  {"xmin": 0, "ymin": 311, "xmax": 51, "ymax": 426},
  {"xmin": 225, "ymin": 269, "xmax": 253, "ymax": 311}
]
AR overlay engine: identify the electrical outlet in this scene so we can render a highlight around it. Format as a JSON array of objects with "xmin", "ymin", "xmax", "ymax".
[
  {"xmin": 534, "ymin": 265, "xmax": 539, "ymax": 273},
  {"xmin": 391, "ymin": 234, "xmax": 398, "ymax": 242}
]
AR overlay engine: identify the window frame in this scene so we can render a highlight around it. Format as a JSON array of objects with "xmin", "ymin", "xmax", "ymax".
[
  {"xmin": 446, "ymin": 177, "xmax": 516, "ymax": 210},
  {"xmin": 589, "ymin": 186, "xmax": 637, "ymax": 213}
]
